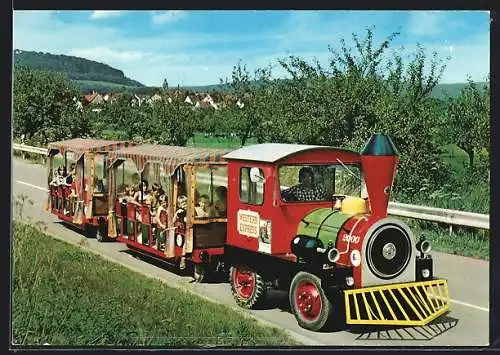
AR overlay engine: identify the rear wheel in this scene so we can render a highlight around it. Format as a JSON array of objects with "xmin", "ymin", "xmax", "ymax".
[
  {"xmin": 290, "ymin": 271, "xmax": 333, "ymax": 331},
  {"xmin": 95, "ymin": 223, "xmax": 108, "ymax": 242},
  {"xmin": 84, "ymin": 224, "xmax": 96, "ymax": 238},
  {"xmin": 230, "ymin": 265, "xmax": 266, "ymax": 309},
  {"xmin": 193, "ymin": 262, "xmax": 216, "ymax": 283}
]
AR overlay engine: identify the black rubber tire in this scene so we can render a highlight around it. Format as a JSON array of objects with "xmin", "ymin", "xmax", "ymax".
[
  {"xmin": 229, "ymin": 265, "xmax": 266, "ymax": 309},
  {"xmin": 193, "ymin": 263, "xmax": 215, "ymax": 283},
  {"xmin": 95, "ymin": 224, "xmax": 108, "ymax": 242},
  {"xmin": 289, "ymin": 271, "xmax": 333, "ymax": 331},
  {"xmin": 84, "ymin": 224, "xmax": 97, "ymax": 238}
]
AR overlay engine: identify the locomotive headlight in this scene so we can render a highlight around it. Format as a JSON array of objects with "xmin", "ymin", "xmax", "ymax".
[
  {"xmin": 421, "ymin": 268, "xmax": 430, "ymax": 278},
  {"xmin": 327, "ymin": 248, "xmax": 340, "ymax": 263},
  {"xmin": 416, "ymin": 235, "xmax": 432, "ymax": 255},
  {"xmin": 345, "ymin": 276, "xmax": 355, "ymax": 286}
]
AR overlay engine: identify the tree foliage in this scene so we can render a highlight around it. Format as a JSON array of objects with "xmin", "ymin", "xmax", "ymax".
[
  {"xmin": 146, "ymin": 97, "xmax": 200, "ymax": 146},
  {"xmin": 445, "ymin": 77, "xmax": 490, "ymax": 168},
  {"xmin": 13, "ymin": 66, "xmax": 91, "ymax": 145},
  {"xmin": 241, "ymin": 27, "xmax": 452, "ymax": 194}
]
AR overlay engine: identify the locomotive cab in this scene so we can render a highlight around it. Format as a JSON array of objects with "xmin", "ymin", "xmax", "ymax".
[{"xmin": 224, "ymin": 134, "xmax": 450, "ymax": 331}]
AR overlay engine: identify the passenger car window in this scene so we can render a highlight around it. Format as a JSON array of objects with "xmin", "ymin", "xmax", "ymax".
[
  {"xmin": 240, "ymin": 167, "xmax": 264, "ymax": 205},
  {"xmin": 194, "ymin": 166, "xmax": 228, "ymax": 218}
]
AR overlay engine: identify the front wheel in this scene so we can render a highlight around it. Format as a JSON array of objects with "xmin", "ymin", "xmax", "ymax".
[
  {"xmin": 230, "ymin": 265, "xmax": 266, "ymax": 309},
  {"xmin": 289, "ymin": 271, "xmax": 334, "ymax": 331}
]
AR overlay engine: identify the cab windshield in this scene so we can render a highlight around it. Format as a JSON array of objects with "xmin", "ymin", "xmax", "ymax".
[{"xmin": 279, "ymin": 163, "xmax": 363, "ymax": 202}]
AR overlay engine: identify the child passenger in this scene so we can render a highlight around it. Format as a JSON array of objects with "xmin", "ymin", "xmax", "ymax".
[
  {"xmin": 173, "ymin": 194, "xmax": 188, "ymax": 270},
  {"xmin": 195, "ymin": 194, "xmax": 212, "ymax": 218},
  {"xmin": 153, "ymin": 194, "xmax": 168, "ymax": 250}
]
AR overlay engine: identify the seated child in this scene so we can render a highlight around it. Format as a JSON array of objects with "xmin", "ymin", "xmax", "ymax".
[{"xmin": 195, "ymin": 194, "xmax": 212, "ymax": 218}]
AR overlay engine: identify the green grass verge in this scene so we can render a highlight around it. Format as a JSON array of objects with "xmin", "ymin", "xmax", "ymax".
[
  {"xmin": 11, "ymin": 221, "xmax": 298, "ymax": 346},
  {"xmin": 401, "ymin": 218, "xmax": 489, "ymax": 261}
]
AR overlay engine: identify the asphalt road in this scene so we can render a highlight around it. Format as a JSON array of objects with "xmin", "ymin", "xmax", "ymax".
[{"xmin": 11, "ymin": 158, "xmax": 490, "ymax": 346}]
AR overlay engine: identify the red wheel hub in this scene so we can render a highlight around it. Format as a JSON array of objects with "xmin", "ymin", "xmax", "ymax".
[
  {"xmin": 233, "ymin": 267, "xmax": 255, "ymax": 299},
  {"xmin": 295, "ymin": 281, "xmax": 322, "ymax": 320}
]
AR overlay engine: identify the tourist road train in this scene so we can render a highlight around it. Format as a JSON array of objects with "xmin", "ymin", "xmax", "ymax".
[{"xmin": 45, "ymin": 134, "xmax": 449, "ymax": 331}]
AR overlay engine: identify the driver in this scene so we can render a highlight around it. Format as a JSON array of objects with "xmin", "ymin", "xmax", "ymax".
[{"xmin": 283, "ymin": 166, "xmax": 327, "ymax": 201}]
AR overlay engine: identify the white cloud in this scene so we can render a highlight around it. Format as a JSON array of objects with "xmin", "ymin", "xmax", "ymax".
[
  {"xmin": 409, "ymin": 11, "xmax": 446, "ymax": 36},
  {"xmin": 68, "ymin": 47, "xmax": 151, "ymax": 63},
  {"xmin": 408, "ymin": 11, "xmax": 468, "ymax": 37},
  {"xmin": 151, "ymin": 10, "xmax": 186, "ymax": 24},
  {"xmin": 437, "ymin": 42, "xmax": 489, "ymax": 83},
  {"xmin": 89, "ymin": 11, "xmax": 124, "ymax": 20}
]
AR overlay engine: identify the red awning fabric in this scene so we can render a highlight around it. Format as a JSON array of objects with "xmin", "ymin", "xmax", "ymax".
[
  {"xmin": 47, "ymin": 138, "xmax": 133, "ymax": 161},
  {"xmin": 107, "ymin": 143, "xmax": 231, "ymax": 175}
]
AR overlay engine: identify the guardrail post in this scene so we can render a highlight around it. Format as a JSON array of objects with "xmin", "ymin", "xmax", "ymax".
[{"xmin": 449, "ymin": 225, "xmax": 453, "ymax": 236}]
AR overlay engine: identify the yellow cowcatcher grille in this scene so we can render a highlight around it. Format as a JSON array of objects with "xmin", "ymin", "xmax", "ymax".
[{"xmin": 344, "ymin": 279, "xmax": 449, "ymax": 326}]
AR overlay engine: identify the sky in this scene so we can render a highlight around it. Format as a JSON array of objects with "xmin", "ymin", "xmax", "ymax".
[{"xmin": 13, "ymin": 10, "xmax": 490, "ymax": 87}]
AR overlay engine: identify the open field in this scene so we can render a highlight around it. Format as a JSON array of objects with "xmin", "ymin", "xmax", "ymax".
[{"xmin": 186, "ymin": 132, "xmax": 258, "ymax": 149}]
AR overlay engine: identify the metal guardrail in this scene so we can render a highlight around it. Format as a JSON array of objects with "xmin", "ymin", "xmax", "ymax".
[
  {"xmin": 388, "ymin": 202, "xmax": 489, "ymax": 230},
  {"xmin": 13, "ymin": 143, "xmax": 489, "ymax": 231},
  {"xmin": 13, "ymin": 143, "xmax": 48, "ymax": 155}
]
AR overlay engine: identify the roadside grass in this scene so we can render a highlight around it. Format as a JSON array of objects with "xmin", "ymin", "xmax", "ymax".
[
  {"xmin": 11, "ymin": 221, "xmax": 298, "ymax": 346},
  {"xmin": 401, "ymin": 218, "xmax": 489, "ymax": 261}
]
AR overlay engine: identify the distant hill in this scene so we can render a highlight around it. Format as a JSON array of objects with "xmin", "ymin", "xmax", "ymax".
[
  {"xmin": 13, "ymin": 49, "xmax": 145, "ymax": 92},
  {"xmin": 431, "ymin": 82, "xmax": 488, "ymax": 99},
  {"xmin": 179, "ymin": 81, "xmax": 485, "ymax": 99}
]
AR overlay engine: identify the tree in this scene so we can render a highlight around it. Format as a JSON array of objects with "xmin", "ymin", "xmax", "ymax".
[
  {"xmin": 218, "ymin": 60, "xmax": 263, "ymax": 146},
  {"xmin": 90, "ymin": 93, "xmax": 145, "ymax": 141},
  {"xmin": 251, "ymin": 27, "xmax": 450, "ymax": 194},
  {"xmin": 13, "ymin": 66, "xmax": 90, "ymax": 145},
  {"xmin": 147, "ymin": 96, "xmax": 199, "ymax": 146},
  {"xmin": 445, "ymin": 77, "xmax": 490, "ymax": 169}
]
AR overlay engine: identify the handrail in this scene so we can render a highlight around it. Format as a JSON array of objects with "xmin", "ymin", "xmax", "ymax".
[{"xmin": 13, "ymin": 142, "xmax": 489, "ymax": 230}]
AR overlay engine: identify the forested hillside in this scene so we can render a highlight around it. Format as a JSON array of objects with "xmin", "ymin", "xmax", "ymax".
[{"xmin": 13, "ymin": 49, "xmax": 145, "ymax": 88}]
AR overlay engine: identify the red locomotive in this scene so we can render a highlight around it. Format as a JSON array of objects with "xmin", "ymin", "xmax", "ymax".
[{"xmin": 46, "ymin": 133, "xmax": 449, "ymax": 331}]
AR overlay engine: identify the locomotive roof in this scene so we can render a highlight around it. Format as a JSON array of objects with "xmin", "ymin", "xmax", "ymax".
[
  {"xmin": 223, "ymin": 143, "xmax": 359, "ymax": 163},
  {"xmin": 47, "ymin": 138, "xmax": 132, "ymax": 161},
  {"xmin": 108, "ymin": 143, "xmax": 231, "ymax": 174}
]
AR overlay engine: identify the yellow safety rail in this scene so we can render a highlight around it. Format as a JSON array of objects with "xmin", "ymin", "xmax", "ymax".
[{"xmin": 344, "ymin": 279, "xmax": 449, "ymax": 326}]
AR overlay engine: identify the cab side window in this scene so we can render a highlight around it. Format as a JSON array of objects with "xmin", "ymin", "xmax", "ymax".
[{"xmin": 239, "ymin": 167, "xmax": 264, "ymax": 205}]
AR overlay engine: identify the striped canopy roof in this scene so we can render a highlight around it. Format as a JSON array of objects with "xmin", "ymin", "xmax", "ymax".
[
  {"xmin": 108, "ymin": 143, "xmax": 232, "ymax": 175},
  {"xmin": 47, "ymin": 138, "xmax": 133, "ymax": 161}
]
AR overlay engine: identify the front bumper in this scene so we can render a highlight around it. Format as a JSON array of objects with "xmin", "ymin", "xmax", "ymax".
[{"xmin": 344, "ymin": 279, "xmax": 449, "ymax": 326}]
